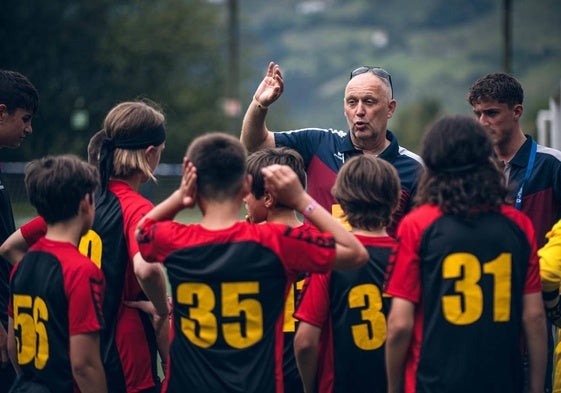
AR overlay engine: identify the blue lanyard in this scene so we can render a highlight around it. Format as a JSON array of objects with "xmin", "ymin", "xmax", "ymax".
[{"xmin": 514, "ymin": 140, "xmax": 537, "ymax": 210}]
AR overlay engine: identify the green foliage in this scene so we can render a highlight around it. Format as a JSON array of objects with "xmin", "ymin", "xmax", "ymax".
[
  {"xmin": 1, "ymin": 0, "xmax": 560, "ymax": 163},
  {"xmin": 0, "ymin": 0, "xmax": 229, "ymax": 162}
]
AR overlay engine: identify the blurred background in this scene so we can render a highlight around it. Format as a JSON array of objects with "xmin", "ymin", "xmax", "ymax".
[{"xmin": 1, "ymin": 0, "xmax": 560, "ymax": 223}]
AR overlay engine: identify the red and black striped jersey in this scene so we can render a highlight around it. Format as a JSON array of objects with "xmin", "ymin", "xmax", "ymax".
[
  {"xmin": 9, "ymin": 237, "xmax": 104, "ymax": 393},
  {"xmin": 137, "ymin": 217, "xmax": 337, "ymax": 393},
  {"xmin": 295, "ymin": 235, "xmax": 396, "ymax": 393},
  {"xmin": 385, "ymin": 204, "xmax": 541, "ymax": 393},
  {"xmin": 20, "ymin": 180, "xmax": 161, "ymax": 393}
]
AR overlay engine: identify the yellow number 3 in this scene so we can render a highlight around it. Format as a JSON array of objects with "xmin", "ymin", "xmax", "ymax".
[
  {"xmin": 348, "ymin": 284, "xmax": 386, "ymax": 350},
  {"xmin": 442, "ymin": 253, "xmax": 512, "ymax": 325}
]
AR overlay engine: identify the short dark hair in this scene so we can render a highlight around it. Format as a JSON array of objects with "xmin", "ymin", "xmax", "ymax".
[
  {"xmin": 25, "ymin": 155, "xmax": 99, "ymax": 224},
  {"xmin": 0, "ymin": 70, "xmax": 39, "ymax": 114},
  {"xmin": 247, "ymin": 147, "xmax": 306, "ymax": 201},
  {"xmin": 467, "ymin": 72, "xmax": 523, "ymax": 108},
  {"xmin": 415, "ymin": 115, "xmax": 508, "ymax": 217},
  {"xmin": 186, "ymin": 132, "xmax": 247, "ymax": 201},
  {"xmin": 332, "ymin": 155, "xmax": 400, "ymax": 230}
]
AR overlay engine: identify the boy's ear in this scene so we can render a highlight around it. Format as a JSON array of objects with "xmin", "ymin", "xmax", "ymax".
[
  {"xmin": 78, "ymin": 194, "xmax": 90, "ymax": 215},
  {"xmin": 241, "ymin": 174, "xmax": 252, "ymax": 196},
  {"xmin": 263, "ymin": 191, "xmax": 275, "ymax": 208}
]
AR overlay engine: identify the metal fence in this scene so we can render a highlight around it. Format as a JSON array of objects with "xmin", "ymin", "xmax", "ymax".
[{"xmin": 3, "ymin": 163, "xmax": 185, "ymax": 227}]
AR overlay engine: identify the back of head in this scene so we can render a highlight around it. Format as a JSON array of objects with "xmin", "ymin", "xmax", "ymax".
[
  {"xmin": 186, "ymin": 132, "xmax": 247, "ymax": 201},
  {"xmin": 25, "ymin": 155, "xmax": 99, "ymax": 224},
  {"xmin": 247, "ymin": 147, "xmax": 306, "ymax": 201},
  {"xmin": 416, "ymin": 115, "xmax": 507, "ymax": 216},
  {"xmin": 87, "ymin": 130, "xmax": 106, "ymax": 167},
  {"xmin": 100, "ymin": 100, "xmax": 166, "ymax": 187},
  {"xmin": 332, "ymin": 155, "xmax": 400, "ymax": 230},
  {"xmin": 0, "ymin": 69, "xmax": 39, "ymax": 114},
  {"xmin": 467, "ymin": 72, "xmax": 523, "ymax": 108}
]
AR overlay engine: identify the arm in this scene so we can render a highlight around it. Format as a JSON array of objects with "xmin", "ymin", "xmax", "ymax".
[
  {"xmin": 132, "ymin": 253, "xmax": 170, "ymax": 363},
  {"xmin": 7, "ymin": 318, "xmax": 20, "ymax": 374},
  {"xmin": 240, "ymin": 61, "xmax": 283, "ymax": 152},
  {"xmin": 386, "ymin": 297, "xmax": 415, "ymax": 393},
  {"xmin": 538, "ymin": 221, "xmax": 561, "ymax": 324},
  {"xmin": 294, "ymin": 321, "xmax": 321, "ymax": 393},
  {"xmin": 522, "ymin": 292, "xmax": 547, "ymax": 393},
  {"xmin": 0, "ymin": 229, "xmax": 29, "ymax": 266},
  {"xmin": 138, "ymin": 159, "xmax": 198, "ymax": 228},
  {"xmin": 262, "ymin": 164, "xmax": 368, "ymax": 270},
  {"xmin": 70, "ymin": 332, "xmax": 107, "ymax": 393}
]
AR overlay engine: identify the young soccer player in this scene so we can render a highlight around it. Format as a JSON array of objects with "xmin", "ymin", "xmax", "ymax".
[
  {"xmin": 1, "ymin": 102, "xmax": 170, "ymax": 392},
  {"xmin": 293, "ymin": 154, "xmax": 401, "ymax": 393},
  {"xmin": 385, "ymin": 115, "xmax": 547, "ymax": 393},
  {"xmin": 135, "ymin": 132, "xmax": 368, "ymax": 393},
  {"xmin": 8, "ymin": 155, "xmax": 106, "ymax": 393},
  {"xmin": 244, "ymin": 147, "xmax": 309, "ymax": 393}
]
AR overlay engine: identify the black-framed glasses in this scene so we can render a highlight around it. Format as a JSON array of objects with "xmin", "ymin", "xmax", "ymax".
[{"xmin": 350, "ymin": 66, "xmax": 393, "ymax": 98}]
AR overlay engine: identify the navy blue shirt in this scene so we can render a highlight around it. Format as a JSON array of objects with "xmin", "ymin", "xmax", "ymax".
[
  {"xmin": 507, "ymin": 135, "xmax": 561, "ymax": 247},
  {"xmin": 275, "ymin": 128, "xmax": 424, "ymax": 235}
]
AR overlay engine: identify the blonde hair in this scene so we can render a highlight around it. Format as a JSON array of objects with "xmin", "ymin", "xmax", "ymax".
[{"xmin": 103, "ymin": 100, "xmax": 165, "ymax": 182}]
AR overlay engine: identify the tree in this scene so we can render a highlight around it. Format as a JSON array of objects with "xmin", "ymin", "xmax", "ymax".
[{"xmin": 0, "ymin": 0, "xmax": 228, "ymax": 162}]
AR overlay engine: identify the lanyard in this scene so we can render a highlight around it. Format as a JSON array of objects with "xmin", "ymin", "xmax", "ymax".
[{"xmin": 514, "ymin": 140, "xmax": 537, "ymax": 210}]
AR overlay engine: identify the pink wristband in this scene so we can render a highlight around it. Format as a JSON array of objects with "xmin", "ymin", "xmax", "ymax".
[{"xmin": 301, "ymin": 200, "xmax": 318, "ymax": 218}]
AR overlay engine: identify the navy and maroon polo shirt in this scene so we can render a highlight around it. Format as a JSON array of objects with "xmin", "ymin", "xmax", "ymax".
[{"xmin": 274, "ymin": 129, "xmax": 423, "ymax": 235}]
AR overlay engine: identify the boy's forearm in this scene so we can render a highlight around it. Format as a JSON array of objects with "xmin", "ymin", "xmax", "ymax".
[
  {"xmin": 145, "ymin": 190, "xmax": 185, "ymax": 222},
  {"xmin": 299, "ymin": 196, "xmax": 367, "ymax": 269}
]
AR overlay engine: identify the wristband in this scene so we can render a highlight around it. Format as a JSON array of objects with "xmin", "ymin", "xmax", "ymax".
[
  {"xmin": 253, "ymin": 97, "xmax": 268, "ymax": 110},
  {"xmin": 301, "ymin": 200, "xmax": 318, "ymax": 218}
]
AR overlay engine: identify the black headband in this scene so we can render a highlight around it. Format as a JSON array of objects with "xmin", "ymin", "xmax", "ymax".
[
  {"xmin": 434, "ymin": 162, "xmax": 480, "ymax": 174},
  {"xmin": 99, "ymin": 124, "xmax": 166, "ymax": 192}
]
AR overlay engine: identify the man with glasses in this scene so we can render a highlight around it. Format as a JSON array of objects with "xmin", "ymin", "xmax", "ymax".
[{"xmin": 241, "ymin": 61, "xmax": 423, "ymax": 235}]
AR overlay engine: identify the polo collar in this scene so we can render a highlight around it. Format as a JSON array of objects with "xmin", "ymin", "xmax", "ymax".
[
  {"xmin": 509, "ymin": 134, "xmax": 533, "ymax": 168},
  {"xmin": 342, "ymin": 130, "xmax": 398, "ymax": 159}
]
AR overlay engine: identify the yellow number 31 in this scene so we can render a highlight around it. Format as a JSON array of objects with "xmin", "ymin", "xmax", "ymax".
[{"xmin": 442, "ymin": 253, "xmax": 511, "ymax": 325}]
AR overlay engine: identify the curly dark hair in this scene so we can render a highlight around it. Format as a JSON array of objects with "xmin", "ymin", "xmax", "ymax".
[
  {"xmin": 467, "ymin": 72, "xmax": 523, "ymax": 108},
  {"xmin": 415, "ymin": 115, "xmax": 508, "ymax": 217}
]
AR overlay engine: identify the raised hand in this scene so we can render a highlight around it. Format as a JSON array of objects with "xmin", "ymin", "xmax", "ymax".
[{"xmin": 253, "ymin": 61, "xmax": 284, "ymax": 107}]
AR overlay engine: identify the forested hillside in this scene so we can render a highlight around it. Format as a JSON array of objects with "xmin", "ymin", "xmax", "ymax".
[
  {"xmin": 239, "ymin": 0, "xmax": 561, "ymax": 152},
  {"xmin": 0, "ymin": 0, "xmax": 559, "ymax": 160}
]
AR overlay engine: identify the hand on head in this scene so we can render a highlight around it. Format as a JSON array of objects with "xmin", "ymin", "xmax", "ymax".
[
  {"xmin": 179, "ymin": 158, "xmax": 197, "ymax": 208},
  {"xmin": 261, "ymin": 164, "xmax": 305, "ymax": 209}
]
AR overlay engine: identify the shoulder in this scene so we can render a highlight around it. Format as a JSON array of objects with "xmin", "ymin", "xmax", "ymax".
[
  {"xmin": 275, "ymin": 127, "xmax": 347, "ymax": 141},
  {"xmin": 537, "ymin": 144, "xmax": 561, "ymax": 163},
  {"xmin": 398, "ymin": 205, "xmax": 441, "ymax": 232},
  {"xmin": 397, "ymin": 146, "xmax": 423, "ymax": 166},
  {"xmin": 499, "ymin": 205, "xmax": 535, "ymax": 234}
]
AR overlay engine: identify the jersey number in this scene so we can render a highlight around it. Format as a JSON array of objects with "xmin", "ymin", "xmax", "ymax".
[
  {"xmin": 78, "ymin": 229, "xmax": 103, "ymax": 268},
  {"xmin": 348, "ymin": 284, "xmax": 386, "ymax": 350},
  {"xmin": 442, "ymin": 252, "xmax": 512, "ymax": 325},
  {"xmin": 13, "ymin": 294, "xmax": 50, "ymax": 369},
  {"xmin": 177, "ymin": 282, "xmax": 263, "ymax": 349},
  {"xmin": 283, "ymin": 278, "xmax": 305, "ymax": 333}
]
